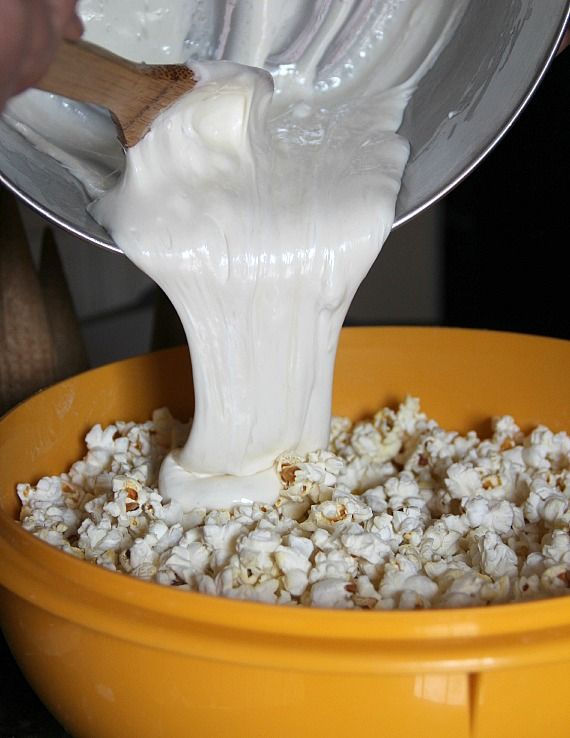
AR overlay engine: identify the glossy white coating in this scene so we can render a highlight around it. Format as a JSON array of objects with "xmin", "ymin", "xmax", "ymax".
[{"xmin": 8, "ymin": 2, "xmax": 467, "ymax": 509}]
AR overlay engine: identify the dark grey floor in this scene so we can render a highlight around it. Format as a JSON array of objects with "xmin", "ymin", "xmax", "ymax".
[{"xmin": 0, "ymin": 634, "xmax": 70, "ymax": 738}]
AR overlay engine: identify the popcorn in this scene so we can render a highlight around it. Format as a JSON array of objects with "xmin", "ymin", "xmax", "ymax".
[
  {"xmin": 445, "ymin": 463, "xmax": 483, "ymax": 500},
  {"xmin": 203, "ymin": 519, "xmax": 245, "ymax": 567},
  {"xmin": 474, "ymin": 532, "xmax": 519, "ymax": 579},
  {"xmin": 309, "ymin": 548, "xmax": 359, "ymax": 583},
  {"xmin": 419, "ymin": 520, "xmax": 463, "ymax": 561},
  {"xmin": 161, "ymin": 540, "xmax": 210, "ymax": 583},
  {"xmin": 524, "ymin": 479, "xmax": 568, "ymax": 524},
  {"xmin": 305, "ymin": 578, "xmax": 356, "ymax": 608},
  {"xmin": 541, "ymin": 530, "xmax": 570, "ymax": 566},
  {"xmin": 464, "ymin": 497, "xmax": 524, "ymax": 535},
  {"xmin": 275, "ymin": 536, "xmax": 314, "ymax": 596},
  {"xmin": 340, "ymin": 528, "xmax": 391, "ymax": 565},
  {"xmin": 17, "ymin": 399, "xmax": 570, "ymax": 609}
]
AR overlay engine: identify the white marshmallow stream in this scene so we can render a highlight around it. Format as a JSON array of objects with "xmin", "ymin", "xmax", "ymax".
[{"xmin": 23, "ymin": 1, "xmax": 470, "ymax": 510}]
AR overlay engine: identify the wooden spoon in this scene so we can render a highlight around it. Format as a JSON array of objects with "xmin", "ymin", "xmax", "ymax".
[{"xmin": 35, "ymin": 39, "xmax": 196, "ymax": 148}]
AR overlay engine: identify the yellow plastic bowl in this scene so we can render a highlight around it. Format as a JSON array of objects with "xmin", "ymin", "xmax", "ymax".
[{"xmin": 1, "ymin": 327, "xmax": 569, "ymax": 738}]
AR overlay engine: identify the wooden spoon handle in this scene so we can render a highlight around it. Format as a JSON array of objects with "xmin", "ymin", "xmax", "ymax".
[
  {"xmin": 35, "ymin": 39, "xmax": 140, "ymax": 110},
  {"xmin": 36, "ymin": 40, "xmax": 196, "ymax": 147}
]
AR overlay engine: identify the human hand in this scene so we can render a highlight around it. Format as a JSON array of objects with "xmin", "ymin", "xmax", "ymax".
[{"xmin": 0, "ymin": 0, "xmax": 83, "ymax": 110}]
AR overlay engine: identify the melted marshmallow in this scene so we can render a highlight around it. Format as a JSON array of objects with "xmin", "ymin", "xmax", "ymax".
[
  {"xmin": 94, "ymin": 60, "xmax": 388, "ymax": 507},
  {"xmin": 31, "ymin": 2, "xmax": 470, "ymax": 510}
]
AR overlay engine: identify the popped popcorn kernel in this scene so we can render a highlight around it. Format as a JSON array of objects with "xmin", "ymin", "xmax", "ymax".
[{"xmin": 17, "ymin": 399, "xmax": 570, "ymax": 609}]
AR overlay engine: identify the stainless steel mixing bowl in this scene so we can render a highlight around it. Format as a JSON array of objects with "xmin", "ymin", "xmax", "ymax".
[{"xmin": 0, "ymin": 1, "xmax": 568, "ymax": 254}]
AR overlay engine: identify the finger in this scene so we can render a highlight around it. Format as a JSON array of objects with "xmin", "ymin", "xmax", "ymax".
[
  {"xmin": 47, "ymin": 0, "xmax": 83, "ymax": 36},
  {"xmin": 63, "ymin": 12, "xmax": 84, "ymax": 41},
  {"xmin": 15, "ymin": 1, "xmax": 83, "ymax": 94},
  {"xmin": 12, "ymin": 7, "xmax": 58, "ymax": 95}
]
